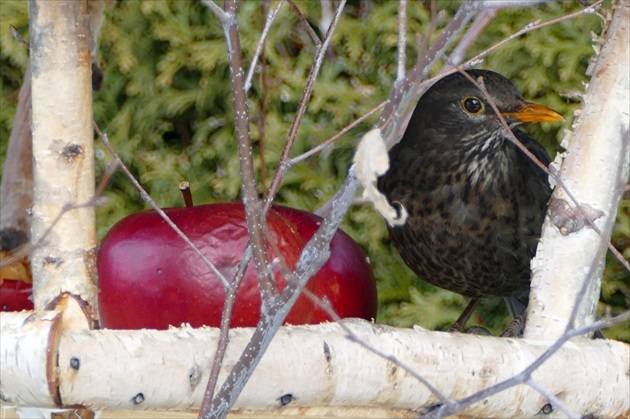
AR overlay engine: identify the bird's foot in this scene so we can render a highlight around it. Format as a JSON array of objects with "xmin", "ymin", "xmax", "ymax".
[{"xmin": 501, "ymin": 312, "xmax": 527, "ymax": 337}]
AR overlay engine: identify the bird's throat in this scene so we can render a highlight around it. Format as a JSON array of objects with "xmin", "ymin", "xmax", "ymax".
[{"xmin": 460, "ymin": 130, "xmax": 515, "ymax": 192}]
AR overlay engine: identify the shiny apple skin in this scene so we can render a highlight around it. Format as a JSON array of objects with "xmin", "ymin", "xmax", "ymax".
[
  {"xmin": 0, "ymin": 279, "xmax": 33, "ymax": 312},
  {"xmin": 97, "ymin": 203, "xmax": 313, "ymax": 329},
  {"xmin": 272, "ymin": 205, "xmax": 378, "ymax": 323}
]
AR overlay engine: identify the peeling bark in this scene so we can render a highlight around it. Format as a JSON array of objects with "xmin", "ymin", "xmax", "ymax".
[{"xmin": 0, "ymin": 65, "xmax": 32, "ymax": 252}]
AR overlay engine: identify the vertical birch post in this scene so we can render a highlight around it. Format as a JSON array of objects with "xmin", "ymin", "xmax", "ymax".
[
  {"xmin": 29, "ymin": 0, "xmax": 98, "ymax": 326},
  {"xmin": 525, "ymin": 2, "xmax": 630, "ymax": 340}
]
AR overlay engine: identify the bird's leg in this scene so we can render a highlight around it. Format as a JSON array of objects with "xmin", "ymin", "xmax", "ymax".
[
  {"xmin": 449, "ymin": 298, "xmax": 480, "ymax": 332},
  {"xmin": 501, "ymin": 311, "xmax": 527, "ymax": 338}
]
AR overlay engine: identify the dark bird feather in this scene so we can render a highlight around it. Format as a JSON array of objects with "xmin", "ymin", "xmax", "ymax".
[{"xmin": 378, "ymin": 70, "xmax": 562, "ymax": 318}]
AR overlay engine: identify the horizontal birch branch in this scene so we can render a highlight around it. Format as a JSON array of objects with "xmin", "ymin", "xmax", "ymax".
[{"xmin": 1, "ymin": 312, "xmax": 628, "ymax": 417}]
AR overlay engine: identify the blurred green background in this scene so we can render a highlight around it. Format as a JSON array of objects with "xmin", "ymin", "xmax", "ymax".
[{"xmin": 1, "ymin": 0, "xmax": 627, "ymax": 340}]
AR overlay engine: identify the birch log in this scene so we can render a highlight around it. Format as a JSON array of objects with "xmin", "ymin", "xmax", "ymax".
[
  {"xmin": 525, "ymin": 1, "xmax": 630, "ymax": 340},
  {"xmin": 29, "ymin": 0, "xmax": 98, "ymax": 315},
  {"xmin": 1, "ymin": 314, "xmax": 628, "ymax": 417},
  {"xmin": 0, "ymin": 311, "xmax": 63, "ymax": 407}
]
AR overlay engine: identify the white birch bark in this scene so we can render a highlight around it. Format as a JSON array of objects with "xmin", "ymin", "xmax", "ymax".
[
  {"xmin": 525, "ymin": 1, "xmax": 630, "ymax": 340},
  {"xmin": 0, "ymin": 311, "xmax": 63, "ymax": 407},
  {"xmin": 28, "ymin": 0, "xmax": 98, "ymax": 313},
  {"xmin": 1, "ymin": 313, "xmax": 628, "ymax": 417}
]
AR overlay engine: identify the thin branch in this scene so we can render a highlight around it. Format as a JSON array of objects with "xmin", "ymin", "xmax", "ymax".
[
  {"xmin": 219, "ymin": 0, "xmax": 276, "ymax": 303},
  {"xmin": 397, "ymin": 0, "xmax": 407, "ymax": 81},
  {"xmin": 198, "ymin": 0, "xmax": 276, "ymax": 415},
  {"xmin": 460, "ymin": 68, "xmax": 627, "ymax": 282},
  {"xmin": 93, "ymin": 123, "xmax": 229, "ymax": 288},
  {"xmin": 204, "ymin": 166, "xmax": 359, "ymax": 418},
  {"xmin": 339, "ymin": 324, "xmax": 451, "ymax": 406},
  {"xmin": 463, "ymin": 0, "xmax": 605, "ymax": 76},
  {"xmin": 287, "ymin": 0, "xmax": 322, "ymax": 46},
  {"xmin": 525, "ymin": 378, "xmax": 580, "ymax": 418},
  {"xmin": 263, "ymin": 0, "xmax": 346, "ymax": 213},
  {"xmin": 1, "ymin": 153, "xmax": 116, "ymax": 270},
  {"xmin": 258, "ymin": 0, "xmax": 271, "ymax": 195},
  {"xmin": 244, "ymin": 0, "xmax": 285, "ymax": 92},
  {"xmin": 262, "ymin": 0, "xmax": 347, "ymax": 212},
  {"xmin": 444, "ymin": 8, "xmax": 498, "ymax": 69},
  {"xmin": 289, "ymin": 100, "xmax": 387, "ymax": 166},
  {"xmin": 9, "ymin": 24, "xmax": 29, "ymax": 48},
  {"xmin": 202, "ymin": 246, "xmax": 251, "ymax": 403},
  {"xmin": 0, "ymin": 198, "xmax": 105, "ymax": 270},
  {"xmin": 203, "ymin": 213, "xmax": 291, "ymax": 407},
  {"xmin": 425, "ymin": 311, "xmax": 630, "ymax": 418}
]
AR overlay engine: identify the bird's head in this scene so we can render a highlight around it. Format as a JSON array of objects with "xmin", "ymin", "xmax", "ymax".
[{"xmin": 415, "ymin": 69, "xmax": 564, "ymax": 143}]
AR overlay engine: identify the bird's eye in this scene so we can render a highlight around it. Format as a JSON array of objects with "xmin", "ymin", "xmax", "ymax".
[{"xmin": 462, "ymin": 97, "xmax": 484, "ymax": 114}]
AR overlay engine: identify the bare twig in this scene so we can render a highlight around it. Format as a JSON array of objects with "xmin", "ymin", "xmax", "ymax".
[
  {"xmin": 204, "ymin": 167, "xmax": 359, "ymax": 418},
  {"xmin": 9, "ymin": 24, "xmax": 29, "ymax": 48},
  {"xmin": 287, "ymin": 0, "xmax": 322, "ymax": 46},
  {"xmin": 1, "ymin": 154, "xmax": 116, "ymax": 270},
  {"xmin": 221, "ymin": 0, "xmax": 276, "ymax": 302},
  {"xmin": 258, "ymin": 0, "xmax": 272, "ymax": 195},
  {"xmin": 525, "ymin": 378, "xmax": 580, "ymax": 418},
  {"xmin": 397, "ymin": 0, "xmax": 407, "ymax": 81},
  {"xmin": 289, "ymin": 100, "xmax": 387, "ymax": 166},
  {"xmin": 93, "ymin": 123, "xmax": 230, "ymax": 288},
  {"xmin": 200, "ymin": 2, "xmax": 346, "ymax": 412},
  {"xmin": 0, "ymin": 198, "xmax": 105, "ymax": 270},
  {"xmin": 463, "ymin": 0, "xmax": 605, "ymax": 77},
  {"xmin": 244, "ymin": 0, "xmax": 285, "ymax": 92},
  {"xmin": 202, "ymin": 244, "xmax": 251, "ymax": 403},
  {"xmin": 424, "ymin": 311, "xmax": 630, "ymax": 418},
  {"xmin": 263, "ymin": 0, "xmax": 347, "ymax": 212},
  {"xmin": 198, "ymin": 1, "xmax": 280, "ymax": 413},
  {"xmin": 460, "ymin": 69, "xmax": 628, "ymax": 282},
  {"xmin": 445, "ymin": 9, "xmax": 498, "ymax": 68}
]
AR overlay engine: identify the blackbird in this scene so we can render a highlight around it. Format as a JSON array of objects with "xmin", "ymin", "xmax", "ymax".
[{"xmin": 378, "ymin": 69, "xmax": 564, "ymax": 320}]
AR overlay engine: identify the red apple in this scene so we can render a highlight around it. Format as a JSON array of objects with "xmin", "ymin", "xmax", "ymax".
[
  {"xmin": 272, "ymin": 206, "xmax": 377, "ymax": 323},
  {"xmin": 1, "ymin": 251, "xmax": 33, "ymax": 312},
  {"xmin": 97, "ymin": 202, "xmax": 378, "ymax": 330},
  {"xmin": 97, "ymin": 203, "xmax": 313, "ymax": 329},
  {"xmin": 0, "ymin": 279, "xmax": 33, "ymax": 312}
]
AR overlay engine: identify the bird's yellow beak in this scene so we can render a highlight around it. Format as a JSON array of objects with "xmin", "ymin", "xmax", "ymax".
[{"xmin": 502, "ymin": 102, "xmax": 565, "ymax": 123}]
